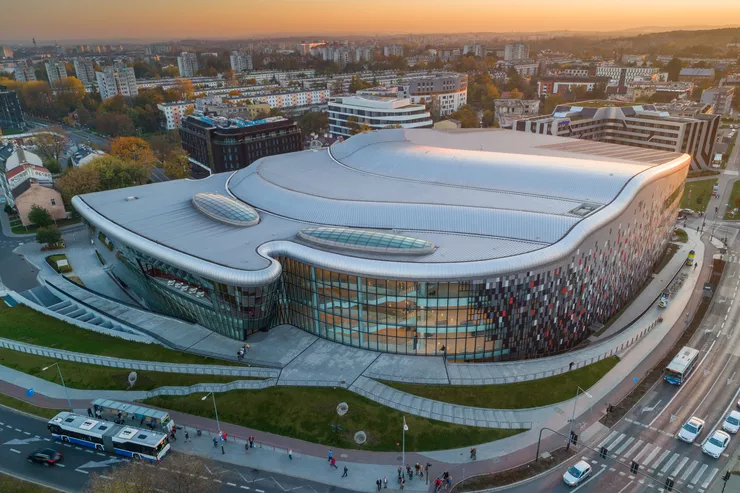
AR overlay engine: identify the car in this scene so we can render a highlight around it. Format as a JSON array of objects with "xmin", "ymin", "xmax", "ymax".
[
  {"xmin": 563, "ymin": 460, "xmax": 592, "ymax": 487},
  {"xmin": 723, "ymin": 411, "xmax": 740, "ymax": 434},
  {"xmin": 703, "ymin": 430, "xmax": 731, "ymax": 458},
  {"xmin": 678, "ymin": 416, "xmax": 705, "ymax": 443},
  {"xmin": 27, "ymin": 448, "xmax": 63, "ymax": 466},
  {"xmin": 680, "ymin": 208, "xmax": 696, "ymax": 216}
]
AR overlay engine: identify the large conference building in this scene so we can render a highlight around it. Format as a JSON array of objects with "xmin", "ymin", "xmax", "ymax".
[{"xmin": 73, "ymin": 129, "xmax": 689, "ymax": 362}]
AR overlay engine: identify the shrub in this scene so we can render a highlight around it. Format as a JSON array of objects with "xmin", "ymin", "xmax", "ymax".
[{"xmin": 46, "ymin": 254, "xmax": 72, "ymax": 273}]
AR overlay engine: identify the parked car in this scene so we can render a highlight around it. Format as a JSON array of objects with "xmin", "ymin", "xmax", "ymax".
[
  {"xmin": 702, "ymin": 430, "xmax": 731, "ymax": 458},
  {"xmin": 563, "ymin": 460, "xmax": 592, "ymax": 487},
  {"xmin": 678, "ymin": 416, "xmax": 705, "ymax": 443},
  {"xmin": 27, "ymin": 448, "xmax": 63, "ymax": 466},
  {"xmin": 723, "ymin": 411, "xmax": 740, "ymax": 434}
]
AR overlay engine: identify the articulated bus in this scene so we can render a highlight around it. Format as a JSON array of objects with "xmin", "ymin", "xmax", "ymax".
[
  {"xmin": 48, "ymin": 412, "xmax": 170, "ymax": 462},
  {"xmin": 664, "ymin": 346, "xmax": 700, "ymax": 385}
]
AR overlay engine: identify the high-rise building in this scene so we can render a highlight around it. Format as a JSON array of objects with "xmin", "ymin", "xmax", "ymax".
[
  {"xmin": 13, "ymin": 60, "xmax": 36, "ymax": 82},
  {"xmin": 73, "ymin": 57, "xmax": 96, "ymax": 86},
  {"xmin": 177, "ymin": 52, "xmax": 199, "ymax": 77},
  {"xmin": 383, "ymin": 44, "xmax": 404, "ymax": 57},
  {"xmin": 95, "ymin": 63, "xmax": 138, "ymax": 100},
  {"xmin": 1, "ymin": 46, "xmax": 13, "ymax": 58},
  {"xmin": 44, "ymin": 58, "xmax": 68, "ymax": 88},
  {"xmin": 504, "ymin": 42, "xmax": 529, "ymax": 61},
  {"xmin": 701, "ymin": 86, "xmax": 735, "ymax": 115},
  {"xmin": 0, "ymin": 85, "xmax": 24, "ymax": 130},
  {"xmin": 229, "ymin": 51, "xmax": 253, "ymax": 72}
]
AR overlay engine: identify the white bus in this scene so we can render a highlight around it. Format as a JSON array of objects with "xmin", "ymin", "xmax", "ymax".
[
  {"xmin": 664, "ymin": 346, "xmax": 700, "ymax": 385},
  {"xmin": 48, "ymin": 412, "xmax": 170, "ymax": 462}
]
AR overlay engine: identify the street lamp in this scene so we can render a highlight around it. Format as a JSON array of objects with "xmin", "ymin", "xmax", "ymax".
[
  {"xmin": 41, "ymin": 362, "xmax": 72, "ymax": 411},
  {"xmin": 566, "ymin": 386, "xmax": 592, "ymax": 451},
  {"xmin": 201, "ymin": 391, "xmax": 221, "ymax": 435}
]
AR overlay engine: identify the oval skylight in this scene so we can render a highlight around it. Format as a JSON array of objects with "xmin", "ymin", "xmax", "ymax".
[
  {"xmin": 192, "ymin": 193, "xmax": 259, "ymax": 227},
  {"xmin": 298, "ymin": 227, "xmax": 435, "ymax": 255}
]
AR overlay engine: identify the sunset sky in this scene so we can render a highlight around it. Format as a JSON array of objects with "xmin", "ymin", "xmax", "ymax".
[{"xmin": 4, "ymin": 0, "xmax": 740, "ymax": 42}]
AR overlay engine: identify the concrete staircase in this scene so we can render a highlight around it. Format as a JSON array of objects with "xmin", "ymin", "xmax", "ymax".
[{"xmin": 46, "ymin": 299, "xmax": 129, "ymax": 333}]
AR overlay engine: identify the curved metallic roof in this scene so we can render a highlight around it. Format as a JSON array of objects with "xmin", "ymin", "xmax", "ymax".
[
  {"xmin": 191, "ymin": 192, "xmax": 259, "ymax": 227},
  {"xmin": 298, "ymin": 226, "xmax": 435, "ymax": 255}
]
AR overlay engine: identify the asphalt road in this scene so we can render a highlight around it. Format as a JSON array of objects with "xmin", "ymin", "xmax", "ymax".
[
  {"xmin": 0, "ymin": 236, "xmax": 37, "ymax": 292},
  {"xmin": 0, "ymin": 407, "xmax": 358, "ymax": 493}
]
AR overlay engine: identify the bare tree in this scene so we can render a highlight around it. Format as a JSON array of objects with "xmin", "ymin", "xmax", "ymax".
[{"xmin": 33, "ymin": 126, "xmax": 68, "ymax": 169}]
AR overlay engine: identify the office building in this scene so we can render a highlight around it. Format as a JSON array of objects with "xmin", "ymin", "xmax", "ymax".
[
  {"xmin": 177, "ymin": 52, "xmax": 199, "ymax": 78},
  {"xmin": 0, "ymin": 85, "xmax": 24, "ymax": 130},
  {"xmin": 504, "ymin": 43, "xmax": 529, "ymax": 61},
  {"xmin": 95, "ymin": 63, "xmax": 138, "ymax": 100},
  {"xmin": 179, "ymin": 115, "xmax": 301, "ymax": 173},
  {"xmin": 73, "ymin": 57, "xmax": 96, "ymax": 86},
  {"xmin": 157, "ymin": 101, "xmax": 195, "ymax": 130},
  {"xmin": 230, "ymin": 51, "xmax": 253, "ymax": 72},
  {"xmin": 678, "ymin": 68, "xmax": 715, "ymax": 83},
  {"xmin": 44, "ymin": 58, "xmax": 68, "ymax": 88},
  {"xmin": 700, "ymin": 86, "xmax": 735, "ymax": 115},
  {"xmin": 328, "ymin": 96, "xmax": 433, "ymax": 137},
  {"xmin": 14, "ymin": 59, "xmax": 36, "ymax": 82},
  {"xmin": 514, "ymin": 101, "xmax": 719, "ymax": 171},
  {"xmin": 72, "ymin": 128, "xmax": 688, "ymax": 360}
]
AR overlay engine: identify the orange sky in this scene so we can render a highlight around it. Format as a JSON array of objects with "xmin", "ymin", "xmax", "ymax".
[{"xmin": 4, "ymin": 0, "xmax": 740, "ymax": 42}]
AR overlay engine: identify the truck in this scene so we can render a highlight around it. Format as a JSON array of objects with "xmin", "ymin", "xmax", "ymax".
[{"xmin": 686, "ymin": 250, "xmax": 695, "ymax": 266}]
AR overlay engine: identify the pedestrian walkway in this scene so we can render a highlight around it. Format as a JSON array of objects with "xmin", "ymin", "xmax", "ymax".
[{"xmin": 0, "ymin": 211, "xmax": 85, "ymax": 239}]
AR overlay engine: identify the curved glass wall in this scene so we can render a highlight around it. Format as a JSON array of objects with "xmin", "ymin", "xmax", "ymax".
[{"xmin": 298, "ymin": 227, "xmax": 435, "ymax": 255}]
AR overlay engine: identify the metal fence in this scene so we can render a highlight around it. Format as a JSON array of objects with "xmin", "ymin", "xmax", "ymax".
[
  {"xmin": 145, "ymin": 378, "xmax": 278, "ymax": 397},
  {"xmin": 0, "ymin": 337, "xmax": 280, "ymax": 379}
]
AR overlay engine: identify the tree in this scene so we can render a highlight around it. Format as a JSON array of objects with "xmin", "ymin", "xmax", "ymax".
[
  {"xmin": 99, "ymin": 94, "xmax": 128, "ymax": 114},
  {"xmin": 543, "ymin": 94, "xmax": 566, "ymax": 114},
  {"xmin": 572, "ymin": 84, "xmax": 588, "ymax": 101},
  {"xmin": 349, "ymin": 74, "xmax": 372, "ymax": 92},
  {"xmin": 449, "ymin": 105, "xmax": 479, "ymax": 128},
  {"xmin": 56, "ymin": 165, "xmax": 102, "ymax": 203},
  {"xmin": 36, "ymin": 226, "xmax": 62, "ymax": 246},
  {"xmin": 330, "ymin": 79, "xmax": 344, "ymax": 95},
  {"xmin": 20, "ymin": 81, "xmax": 53, "ymax": 115},
  {"xmin": 28, "ymin": 205, "xmax": 54, "ymax": 227},
  {"xmin": 53, "ymin": 76, "xmax": 86, "ymax": 113},
  {"xmin": 666, "ymin": 58, "xmax": 683, "ymax": 81},
  {"xmin": 346, "ymin": 116, "xmax": 372, "ymax": 135},
  {"xmin": 149, "ymin": 130, "xmax": 183, "ymax": 161},
  {"xmin": 94, "ymin": 112, "xmax": 135, "ymax": 137},
  {"xmin": 298, "ymin": 112, "xmax": 329, "ymax": 136},
  {"xmin": 174, "ymin": 78, "xmax": 195, "ymax": 100},
  {"xmin": 163, "ymin": 151, "xmax": 191, "ymax": 179},
  {"xmin": 509, "ymin": 88, "xmax": 523, "ymax": 99},
  {"xmin": 95, "ymin": 155, "xmax": 149, "ymax": 190},
  {"xmin": 110, "ymin": 137, "xmax": 157, "ymax": 168},
  {"xmin": 481, "ymin": 109, "xmax": 496, "ymax": 128},
  {"xmin": 33, "ymin": 127, "xmax": 67, "ymax": 170}
]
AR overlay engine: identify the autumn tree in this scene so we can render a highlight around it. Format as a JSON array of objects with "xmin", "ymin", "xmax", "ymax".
[
  {"xmin": 509, "ymin": 88, "xmax": 523, "ymax": 99},
  {"xmin": 56, "ymin": 165, "xmax": 102, "ymax": 203},
  {"xmin": 298, "ymin": 111, "xmax": 329, "ymax": 136},
  {"xmin": 481, "ymin": 109, "xmax": 496, "ymax": 128},
  {"xmin": 149, "ymin": 130, "xmax": 183, "ymax": 161},
  {"xmin": 542, "ymin": 93, "xmax": 566, "ymax": 114},
  {"xmin": 449, "ymin": 105, "xmax": 479, "ymax": 128},
  {"xmin": 54, "ymin": 76, "xmax": 86, "ymax": 112},
  {"xmin": 164, "ymin": 151, "xmax": 191, "ymax": 179},
  {"xmin": 33, "ymin": 127, "xmax": 68, "ymax": 170},
  {"xmin": 110, "ymin": 137, "xmax": 158, "ymax": 169},
  {"xmin": 666, "ymin": 58, "xmax": 684, "ymax": 82},
  {"xmin": 95, "ymin": 155, "xmax": 149, "ymax": 190},
  {"xmin": 36, "ymin": 226, "xmax": 62, "ymax": 246},
  {"xmin": 20, "ymin": 81, "xmax": 53, "ymax": 115},
  {"xmin": 28, "ymin": 205, "xmax": 54, "ymax": 227},
  {"xmin": 174, "ymin": 78, "xmax": 195, "ymax": 100},
  {"xmin": 94, "ymin": 112, "xmax": 135, "ymax": 137},
  {"xmin": 98, "ymin": 94, "xmax": 128, "ymax": 114}
]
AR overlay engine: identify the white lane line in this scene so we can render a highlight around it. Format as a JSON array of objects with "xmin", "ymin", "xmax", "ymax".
[
  {"xmin": 101, "ymin": 475, "xmax": 111, "ymax": 480},
  {"xmin": 618, "ymin": 481, "xmax": 634, "ymax": 493},
  {"xmin": 84, "ymin": 449, "xmax": 93, "ymax": 454},
  {"xmin": 240, "ymin": 487, "xmax": 250, "ymax": 491},
  {"xmin": 227, "ymin": 483, "xmax": 237, "ymax": 487},
  {"xmin": 14, "ymin": 428, "xmax": 21, "ymax": 432},
  {"xmin": 701, "ymin": 468, "xmax": 719, "ymax": 489},
  {"xmin": 649, "ymin": 340, "xmax": 716, "ymax": 427},
  {"xmin": 43, "ymin": 438, "xmax": 50, "ymax": 442},
  {"xmin": 634, "ymin": 443, "xmax": 653, "ymax": 463},
  {"xmin": 56, "ymin": 464, "xmax": 65, "ymax": 468},
  {"xmin": 652, "ymin": 449, "xmax": 672, "ymax": 469},
  {"xmin": 74, "ymin": 447, "xmax": 82, "ymax": 450},
  {"xmin": 615, "ymin": 437, "xmax": 635, "ymax": 455},
  {"xmin": 23, "ymin": 431, "xmax": 30, "ymax": 436},
  {"xmin": 690, "ymin": 355, "xmax": 734, "ymax": 417},
  {"xmin": 691, "ymin": 464, "xmax": 708, "ymax": 485},
  {"xmin": 609, "ymin": 433, "xmax": 627, "ymax": 451},
  {"xmin": 599, "ymin": 430, "xmax": 620, "ymax": 449},
  {"xmin": 702, "ymin": 387, "xmax": 740, "ymax": 448},
  {"xmin": 76, "ymin": 469, "xmax": 89, "ymax": 475},
  {"xmin": 255, "ymin": 489, "xmax": 266, "ymax": 493},
  {"xmin": 672, "ymin": 457, "xmax": 690, "ymax": 477},
  {"xmin": 96, "ymin": 452, "xmax": 106, "ymax": 456},
  {"xmin": 9, "ymin": 448, "xmax": 21, "ymax": 454},
  {"xmin": 661, "ymin": 453, "xmax": 680, "ymax": 474},
  {"xmin": 0, "ymin": 422, "xmax": 4, "ymax": 425},
  {"xmin": 681, "ymin": 460, "xmax": 699, "ymax": 481},
  {"xmin": 643, "ymin": 446, "xmax": 662, "ymax": 467},
  {"xmin": 624, "ymin": 440, "xmax": 645, "ymax": 460}
]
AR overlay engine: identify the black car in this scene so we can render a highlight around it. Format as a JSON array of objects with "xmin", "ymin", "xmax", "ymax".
[{"xmin": 27, "ymin": 448, "xmax": 63, "ymax": 466}]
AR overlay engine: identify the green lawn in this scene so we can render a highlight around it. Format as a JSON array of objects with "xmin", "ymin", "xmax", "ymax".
[
  {"xmin": 0, "ymin": 303, "xmax": 238, "ymax": 366},
  {"xmin": 0, "ymin": 473, "xmax": 57, "ymax": 493},
  {"xmin": 145, "ymin": 388, "xmax": 524, "ymax": 452},
  {"xmin": 10, "ymin": 216, "xmax": 81, "ymax": 235},
  {"xmin": 680, "ymin": 179, "xmax": 717, "ymax": 212},
  {"xmin": 381, "ymin": 356, "xmax": 619, "ymax": 409},
  {"xmin": 0, "ymin": 348, "xmax": 247, "ymax": 391},
  {"xmin": 46, "ymin": 254, "xmax": 72, "ymax": 273},
  {"xmin": 724, "ymin": 181, "xmax": 740, "ymax": 220},
  {"xmin": 674, "ymin": 228, "xmax": 688, "ymax": 243},
  {"xmin": 0, "ymin": 393, "xmax": 60, "ymax": 420}
]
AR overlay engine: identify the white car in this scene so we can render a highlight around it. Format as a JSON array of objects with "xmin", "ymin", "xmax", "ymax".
[
  {"xmin": 723, "ymin": 411, "xmax": 740, "ymax": 434},
  {"xmin": 702, "ymin": 430, "xmax": 731, "ymax": 458},
  {"xmin": 563, "ymin": 460, "xmax": 592, "ymax": 487},
  {"xmin": 678, "ymin": 417, "xmax": 705, "ymax": 443}
]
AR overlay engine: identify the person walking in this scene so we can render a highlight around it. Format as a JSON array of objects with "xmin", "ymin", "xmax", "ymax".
[
  {"xmin": 342, "ymin": 466, "xmax": 348, "ymax": 478},
  {"xmin": 376, "ymin": 478, "xmax": 382, "ymax": 491},
  {"xmin": 328, "ymin": 450, "xmax": 333, "ymax": 462},
  {"xmin": 170, "ymin": 428, "xmax": 177, "ymax": 441},
  {"xmin": 330, "ymin": 457, "xmax": 338, "ymax": 469},
  {"xmin": 445, "ymin": 476, "xmax": 452, "ymax": 490},
  {"xmin": 397, "ymin": 466, "xmax": 402, "ymax": 482},
  {"xmin": 383, "ymin": 476, "xmax": 387, "ymax": 489},
  {"xmin": 87, "ymin": 408, "xmax": 93, "ymax": 418},
  {"xmin": 184, "ymin": 430, "xmax": 190, "ymax": 443},
  {"xmin": 249, "ymin": 436, "xmax": 254, "ymax": 448},
  {"xmin": 288, "ymin": 449, "xmax": 293, "ymax": 460},
  {"xmin": 213, "ymin": 437, "xmax": 218, "ymax": 448},
  {"xmin": 435, "ymin": 478, "xmax": 442, "ymax": 492},
  {"xmin": 400, "ymin": 477, "xmax": 405, "ymax": 490}
]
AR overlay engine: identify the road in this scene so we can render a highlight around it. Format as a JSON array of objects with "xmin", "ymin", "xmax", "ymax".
[
  {"xmin": 0, "ymin": 407, "xmax": 357, "ymax": 493},
  {"xmin": 0, "ymin": 235, "xmax": 37, "ymax": 292}
]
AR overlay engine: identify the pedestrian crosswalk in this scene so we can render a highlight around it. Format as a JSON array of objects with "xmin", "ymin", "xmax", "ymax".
[{"xmin": 598, "ymin": 431, "xmax": 722, "ymax": 491}]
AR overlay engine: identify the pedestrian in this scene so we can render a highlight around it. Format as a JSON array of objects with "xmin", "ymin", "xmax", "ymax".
[
  {"xmin": 237, "ymin": 349, "xmax": 244, "ymax": 361},
  {"xmin": 400, "ymin": 477, "xmax": 405, "ymax": 490},
  {"xmin": 117, "ymin": 411, "xmax": 122, "ymax": 421},
  {"xmin": 383, "ymin": 476, "xmax": 388, "ymax": 489},
  {"xmin": 435, "ymin": 478, "xmax": 442, "ymax": 492},
  {"xmin": 415, "ymin": 463, "xmax": 420, "ymax": 476},
  {"xmin": 288, "ymin": 449, "xmax": 293, "ymax": 460},
  {"xmin": 330, "ymin": 457, "xmax": 338, "ymax": 469},
  {"xmin": 213, "ymin": 437, "xmax": 218, "ymax": 448},
  {"xmin": 170, "ymin": 428, "xmax": 177, "ymax": 441},
  {"xmin": 328, "ymin": 449, "xmax": 333, "ymax": 462},
  {"xmin": 442, "ymin": 471, "xmax": 449, "ymax": 481},
  {"xmin": 446, "ymin": 476, "xmax": 452, "ymax": 490},
  {"xmin": 397, "ymin": 466, "xmax": 402, "ymax": 481},
  {"xmin": 87, "ymin": 408, "xmax": 93, "ymax": 418},
  {"xmin": 185, "ymin": 430, "xmax": 190, "ymax": 443},
  {"xmin": 342, "ymin": 466, "xmax": 348, "ymax": 478},
  {"xmin": 376, "ymin": 478, "xmax": 381, "ymax": 491},
  {"xmin": 569, "ymin": 361, "xmax": 574, "ymax": 371}
]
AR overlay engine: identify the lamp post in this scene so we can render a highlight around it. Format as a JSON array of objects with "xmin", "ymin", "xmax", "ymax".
[
  {"xmin": 42, "ymin": 362, "xmax": 72, "ymax": 411},
  {"xmin": 566, "ymin": 386, "xmax": 592, "ymax": 451},
  {"xmin": 201, "ymin": 392, "xmax": 223, "ymax": 454}
]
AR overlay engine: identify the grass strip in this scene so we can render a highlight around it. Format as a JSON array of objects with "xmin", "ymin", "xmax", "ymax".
[
  {"xmin": 145, "ymin": 388, "xmax": 524, "ymax": 452},
  {"xmin": 680, "ymin": 178, "xmax": 717, "ymax": 213},
  {"xmin": 0, "ymin": 393, "xmax": 60, "ymax": 420},
  {"xmin": 0, "ymin": 473, "xmax": 57, "ymax": 493},
  {"xmin": 381, "ymin": 356, "xmax": 619, "ymax": 410}
]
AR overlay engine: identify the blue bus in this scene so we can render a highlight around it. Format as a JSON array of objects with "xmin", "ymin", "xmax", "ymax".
[{"xmin": 664, "ymin": 347, "xmax": 700, "ymax": 385}]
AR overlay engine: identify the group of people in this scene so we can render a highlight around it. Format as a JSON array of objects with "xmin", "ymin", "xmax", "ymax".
[
  {"xmin": 236, "ymin": 344, "xmax": 251, "ymax": 361},
  {"xmin": 434, "ymin": 471, "xmax": 452, "ymax": 491},
  {"xmin": 375, "ymin": 477, "xmax": 388, "ymax": 490}
]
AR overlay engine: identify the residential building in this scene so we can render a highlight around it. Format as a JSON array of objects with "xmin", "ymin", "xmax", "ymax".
[
  {"xmin": 146, "ymin": 43, "xmax": 170, "ymax": 55},
  {"xmin": 44, "ymin": 58, "xmax": 68, "ymax": 88},
  {"xmin": 14, "ymin": 181, "xmax": 66, "ymax": 226},
  {"xmin": 383, "ymin": 44, "xmax": 404, "ymax": 57},
  {"xmin": 493, "ymin": 98, "xmax": 540, "ymax": 128},
  {"xmin": 498, "ymin": 60, "xmax": 538, "ymax": 77},
  {"xmin": 72, "ymin": 128, "xmax": 687, "ymax": 360},
  {"xmin": 504, "ymin": 43, "xmax": 529, "ymax": 61},
  {"xmin": 514, "ymin": 100, "xmax": 719, "ymax": 170},
  {"xmin": 179, "ymin": 115, "xmax": 302, "ymax": 173},
  {"xmin": 73, "ymin": 57, "xmax": 96, "ymax": 86},
  {"xmin": 595, "ymin": 66, "xmax": 665, "ymax": 85},
  {"xmin": 95, "ymin": 63, "xmax": 138, "ymax": 100},
  {"xmin": 678, "ymin": 68, "xmax": 715, "ymax": 83},
  {"xmin": 536, "ymin": 76, "xmax": 610, "ymax": 97},
  {"xmin": 0, "ymin": 85, "xmax": 24, "ymax": 130},
  {"xmin": 1, "ymin": 46, "xmax": 13, "ymax": 58},
  {"xmin": 230, "ymin": 51, "xmax": 253, "ymax": 72},
  {"xmin": 177, "ymin": 52, "xmax": 199, "ymax": 78},
  {"xmin": 69, "ymin": 145, "xmax": 105, "ymax": 167},
  {"xmin": 700, "ymin": 86, "xmax": 735, "ymax": 115},
  {"xmin": 194, "ymin": 97, "xmax": 270, "ymax": 120},
  {"xmin": 397, "ymin": 73, "xmax": 468, "ymax": 117},
  {"xmin": 0, "ymin": 145, "xmax": 59, "ymax": 215},
  {"xmin": 354, "ymin": 46, "xmax": 374, "ymax": 63},
  {"xmin": 14, "ymin": 59, "xmax": 36, "ymax": 82},
  {"xmin": 626, "ymin": 81, "xmax": 694, "ymax": 101},
  {"xmin": 563, "ymin": 67, "xmax": 591, "ymax": 78},
  {"xmin": 157, "ymin": 101, "xmax": 195, "ymax": 130},
  {"xmin": 328, "ymin": 96, "xmax": 433, "ymax": 137}
]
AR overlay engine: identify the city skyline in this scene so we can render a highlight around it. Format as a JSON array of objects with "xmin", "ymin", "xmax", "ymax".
[{"xmin": 3, "ymin": 0, "xmax": 740, "ymax": 42}]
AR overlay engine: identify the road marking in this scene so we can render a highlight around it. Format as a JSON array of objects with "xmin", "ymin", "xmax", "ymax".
[
  {"xmin": 691, "ymin": 464, "xmax": 708, "ymax": 485},
  {"xmin": 213, "ymin": 480, "xmax": 222, "ymax": 484},
  {"xmin": 609, "ymin": 433, "xmax": 627, "ymax": 451},
  {"xmin": 661, "ymin": 453, "xmax": 680, "ymax": 474},
  {"xmin": 599, "ymin": 431, "xmax": 619, "ymax": 448},
  {"xmin": 97, "ymin": 452, "xmax": 106, "ymax": 456},
  {"xmin": 43, "ymin": 438, "xmax": 50, "ymax": 442},
  {"xmin": 63, "ymin": 444, "xmax": 71, "ymax": 448},
  {"xmin": 101, "ymin": 475, "xmax": 111, "ymax": 480},
  {"xmin": 610, "ymin": 468, "xmax": 616, "ymax": 472},
  {"xmin": 240, "ymin": 487, "xmax": 250, "ymax": 490},
  {"xmin": 643, "ymin": 446, "xmax": 662, "ymax": 467},
  {"xmin": 9, "ymin": 448, "xmax": 20, "ymax": 454},
  {"xmin": 255, "ymin": 489, "xmax": 265, "ymax": 493},
  {"xmin": 227, "ymin": 483, "xmax": 237, "ymax": 487},
  {"xmin": 681, "ymin": 460, "xmax": 699, "ymax": 481},
  {"xmin": 619, "ymin": 471, "xmax": 626, "ymax": 476},
  {"xmin": 14, "ymin": 428, "xmax": 21, "ymax": 432},
  {"xmin": 75, "ymin": 447, "xmax": 82, "ymax": 450},
  {"xmin": 85, "ymin": 449, "xmax": 93, "ymax": 454},
  {"xmin": 618, "ymin": 481, "xmax": 634, "ymax": 493},
  {"xmin": 56, "ymin": 464, "xmax": 65, "ymax": 468},
  {"xmin": 701, "ymin": 468, "xmax": 719, "ymax": 489},
  {"xmin": 23, "ymin": 432, "xmax": 30, "ymax": 436},
  {"xmin": 634, "ymin": 443, "xmax": 653, "ymax": 463},
  {"xmin": 672, "ymin": 457, "xmax": 689, "ymax": 477},
  {"xmin": 624, "ymin": 439, "xmax": 645, "ymax": 460},
  {"xmin": 76, "ymin": 469, "xmax": 89, "ymax": 475},
  {"xmin": 615, "ymin": 437, "xmax": 635, "ymax": 455}
]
